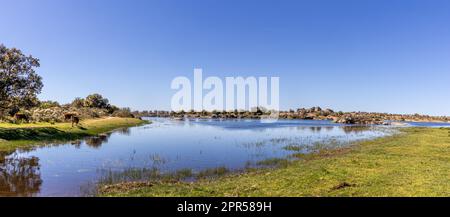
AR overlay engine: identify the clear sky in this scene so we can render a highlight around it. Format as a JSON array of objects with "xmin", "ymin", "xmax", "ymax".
[{"xmin": 1, "ymin": 0, "xmax": 450, "ymax": 115}]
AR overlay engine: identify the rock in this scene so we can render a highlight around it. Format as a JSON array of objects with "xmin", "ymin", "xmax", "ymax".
[{"xmin": 334, "ymin": 115, "xmax": 356, "ymax": 124}]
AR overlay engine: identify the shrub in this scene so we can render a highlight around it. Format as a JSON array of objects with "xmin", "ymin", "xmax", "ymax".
[
  {"xmin": 39, "ymin": 100, "xmax": 60, "ymax": 109},
  {"xmin": 112, "ymin": 107, "xmax": 135, "ymax": 118},
  {"xmin": 71, "ymin": 97, "xmax": 85, "ymax": 108},
  {"xmin": 31, "ymin": 107, "xmax": 65, "ymax": 122}
]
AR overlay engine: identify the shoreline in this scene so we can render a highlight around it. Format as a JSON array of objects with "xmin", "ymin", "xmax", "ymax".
[
  {"xmin": 0, "ymin": 117, "xmax": 149, "ymax": 152},
  {"xmin": 145, "ymin": 112, "xmax": 450, "ymax": 126},
  {"xmin": 99, "ymin": 127, "xmax": 450, "ymax": 197},
  {"xmin": 165, "ymin": 116, "xmax": 448, "ymax": 127}
]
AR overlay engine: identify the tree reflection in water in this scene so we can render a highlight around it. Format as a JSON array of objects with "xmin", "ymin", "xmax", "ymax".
[
  {"xmin": 84, "ymin": 133, "xmax": 110, "ymax": 148},
  {"xmin": 0, "ymin": 153, "xmax": 42, "ymax": 196},
  {"xmin": 342, "ymin": 126, "xmax": 371, "ymax": 134},
  {"xmin": 116, "ymin": 128, "xmax": 131, "ymax": 136}
]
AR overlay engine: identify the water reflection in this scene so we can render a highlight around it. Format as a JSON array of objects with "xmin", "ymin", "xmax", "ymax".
[
  {"xmin": 85, "ymin": 134, "xmax": 110, "ymax": 149},
  {"xmin": 116, "ymin": 128, "xmax": 131, "ymax": 136},
  {"xmin": 0, "ymin": 154, "xmax": 42, "ymax": 196},
  {"xmin": 342, "ymin": 126, "xmax": 372, "ymax": 133}
]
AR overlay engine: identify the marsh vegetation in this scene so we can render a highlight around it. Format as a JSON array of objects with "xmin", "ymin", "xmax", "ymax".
[{"xmin": 101, "ymin": 127, "xmax": 450, "ymax": 197}]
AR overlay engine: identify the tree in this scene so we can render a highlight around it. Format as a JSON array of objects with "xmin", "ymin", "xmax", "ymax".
[
  {"xmin": 112, "ymin": 107, "xmax": 134, "ymax": 118},
  {"xmin": 39, "ymin": 100, "xmax": 60, "ymax": 109},
  {"xmin": 0, "ymin": 44, "xmax": 43, "ymax": 116},
  {"xmin": 71, "ymin": 97, "xmax": 85, "ymax": 108},
  {"xmin": 83, "ymin": 93, "xmax": 110, "ymax": 108}
]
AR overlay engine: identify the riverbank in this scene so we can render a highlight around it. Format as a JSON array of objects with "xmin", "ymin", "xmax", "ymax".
[
  {"xmin": 0, "ymin": 117, "xmax": 149, "ymax": 152},
  {"xmin": 100, "ymin": 127, "xmax": 450, "ymax": 196}
]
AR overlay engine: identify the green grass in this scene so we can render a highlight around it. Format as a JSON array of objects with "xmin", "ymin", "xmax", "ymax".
[
  {"xmin": 0, "ymin": 117, "xmax": 149, "ymax": 152},
  {"xmin": 100, "ymin": 127, "xmax": 450, "ymax": 197}
]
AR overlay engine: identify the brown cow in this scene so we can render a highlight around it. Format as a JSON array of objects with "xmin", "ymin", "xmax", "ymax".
[
  {"xmin": 64, "ymin": 113, "xmax": 76, "ymax": 121},
  {"xmin": 64, "ymin": 113, "xmax": 80, "ymax": 127},
  {"xmin": 14, "ymin": 113, "xmax": 29, "ymax": 123},
  {"xmin": 71, "ymin": 116, "xmax": 80, "ymax": 127}
]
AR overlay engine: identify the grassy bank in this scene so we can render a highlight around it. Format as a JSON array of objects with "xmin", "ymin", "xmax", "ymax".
[
  {"xmin": 101, "ymin": 127, "xmax": 450, "ymax": 197},
  {"xmin": 0, "ymin": 117, "xmax": 149, "ymax": 152}
]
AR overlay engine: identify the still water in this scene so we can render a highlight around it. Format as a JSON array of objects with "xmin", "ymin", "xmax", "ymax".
[{"xmin": 1, "ymin": 118, "xmax": 399, "ymax": 196}]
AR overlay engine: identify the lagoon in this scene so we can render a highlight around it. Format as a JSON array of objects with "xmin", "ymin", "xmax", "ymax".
[{"xmin": 0, "ymin": 118, "xmax": 416, "ymax": 196}]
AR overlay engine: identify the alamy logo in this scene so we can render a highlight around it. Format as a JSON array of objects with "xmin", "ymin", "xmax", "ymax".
[{"xmin": 171, "ymin": 69, "xmax": 280, "ymax": 121}]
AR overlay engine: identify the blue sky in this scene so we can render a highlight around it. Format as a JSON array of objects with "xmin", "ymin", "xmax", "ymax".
[{"xmin": 1, "ymin": 0, "xmax": 450, "ymax": 115}]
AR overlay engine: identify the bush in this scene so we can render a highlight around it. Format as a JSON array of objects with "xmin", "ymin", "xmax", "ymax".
[
  {"xmin": 71, "ymin": 97, "xmax": 85, "ymax": 108},
  {"xmin": 107, "ymin": 105, "xmax": 119, "ymax": 114},
  {"xmin": 39, "ymin": 100, "xmax": 60, "ymax": 109},
  {"xmin": 0, "ymin": 93, "xmax": 132, "ymax": 123},
  {"xmin": 31, "ymin": 107, "xmax": 65, "ymax": 122},
  {"xmin": 112, "ymin": 107, "xmax": 135, "ymax": 118}
]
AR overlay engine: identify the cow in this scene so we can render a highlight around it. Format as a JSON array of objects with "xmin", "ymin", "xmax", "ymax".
[
  {"xmin": 71, "ymin": 116, "xmax": 80, "ymax": 127},
  {"xmin": 14, "ymin": 113, "xmax": 29, "ymax": 123},
  {"xmin": 64, "ymin": 113, "xmax": 76, "ymax": 121},
  {"xmin": 64, "ymin": 113, "xmax": 80, "ymax": 127}
]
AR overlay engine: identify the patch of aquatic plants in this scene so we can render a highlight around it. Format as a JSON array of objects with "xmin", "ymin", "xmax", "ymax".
[
  {"xmin": 98, "ymin": 165, "xmax": 234, "ymax": 186},
  {"xmin": 96, "ymin": 161, "xmax": 285, "ymax": 195},
  {"xmin": 197, "ymin": 166, "xmax": 229, "ymax": 179},
  {"xmin": 269, "ymin": 137, "xmax": 291, "ymax": 143},
  {"xmin": 98, "ymin": 167, "xmax": 161, "ymax": 184},
  {"xmin": 282, "ymin": 143, "xmax": 306, "ymax": 152},
  {"xmin": 241, "ymin": 135, "xmax": 352, "ymax": 153},
  {"xmin": 239, "ymin": 127, "xmax": 394, "ymax": 153},
  {"xmin": 240, "ymin": 136, "xmax": 312, "ymax": 150},
  {"xmin": 149, "ymin": 154, "xmax": 169, "ymax": 166},
  {"xmin": 255, "ymin": 157, "xmax": 291, "ymax": 168}
]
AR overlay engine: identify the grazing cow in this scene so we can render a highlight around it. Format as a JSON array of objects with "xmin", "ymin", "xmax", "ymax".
[
  {"xmin": 71, "ymin": 116, "xmax": 80, "ymax": 127},
  {"xmin": 64, "ymin": 113, "xmax": 80, "ymax": 127},
  {"xmin": 64, "ymin": 113, "xmax": 76, "ymax": 121},
  {"xmin": 14, "ymin": 113, "xmax": 29, "ymax": 123}
]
